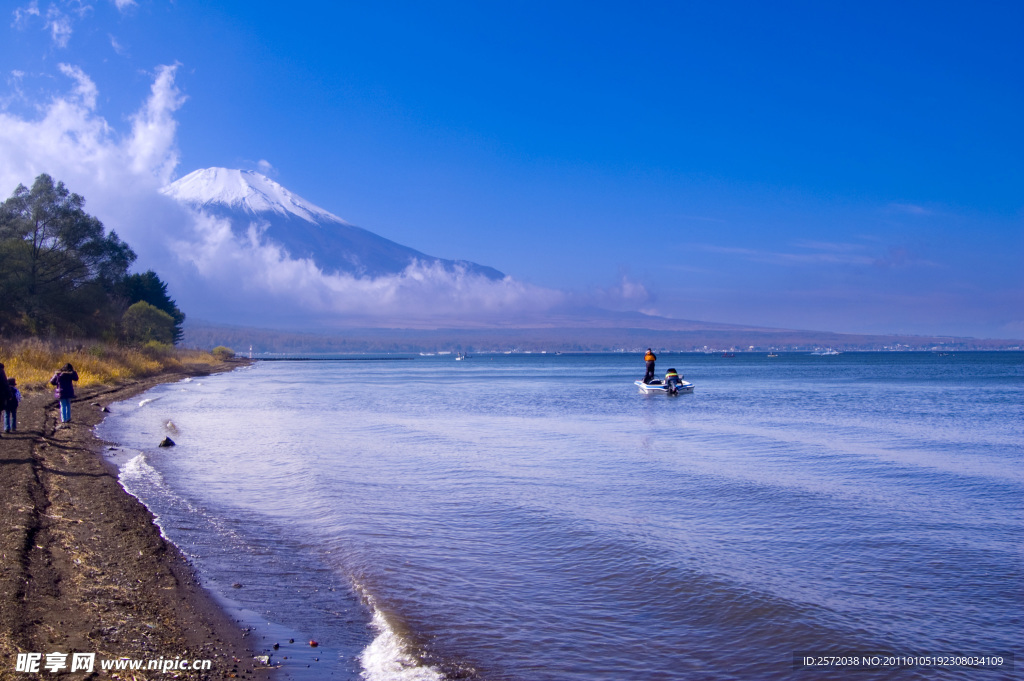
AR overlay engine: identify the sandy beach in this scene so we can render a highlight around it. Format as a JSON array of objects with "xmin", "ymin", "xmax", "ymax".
[{"xmin": 0, "ymin": 364, "xmax": 270, "ymax": 680}]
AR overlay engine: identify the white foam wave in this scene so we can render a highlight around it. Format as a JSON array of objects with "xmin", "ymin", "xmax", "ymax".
[
  {"xmin": 121, "ymin": 451, "xmax": 164, "ymax": 487},
  {"xmin": 119, "ymin": 452, "xmax": 203, "ymax": 542},
  {"xmin": 138, "ymin": 396, "xmax": 162, "ymax": 407},
  {"xmin": 118, "ymin": 453, "xmax": 171, "ymax": 540},
  {"xmin": 358, "ymin": 599, "xmax": 445, "ymax": 681}
]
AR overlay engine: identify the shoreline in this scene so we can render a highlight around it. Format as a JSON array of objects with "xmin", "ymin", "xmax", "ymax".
[{"xmin": 0, "ymin": 361, "xmax": 270, "ymax": 680}]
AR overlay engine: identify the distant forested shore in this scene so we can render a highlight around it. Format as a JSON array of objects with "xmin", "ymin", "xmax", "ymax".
[{"xmin": 182, "ymin": 322, "xmax": 1023, "ymax": 355}]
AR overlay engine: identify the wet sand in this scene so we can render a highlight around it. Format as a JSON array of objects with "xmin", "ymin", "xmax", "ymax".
[{"xmin": 0, "ymin": 363, "xmax": 271, "ymax": 680}]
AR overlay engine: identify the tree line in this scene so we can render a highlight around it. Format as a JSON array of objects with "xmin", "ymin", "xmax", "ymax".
[{"xmin": 0, "ymin": 174, "xmax": 185, "ymax": 344}]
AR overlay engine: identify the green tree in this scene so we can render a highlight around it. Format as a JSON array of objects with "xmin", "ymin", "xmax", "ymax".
[
  {"xmin": 0, "ymin": 174, "xmax": 136, "ymax": 336},
  {"xmin": 121, "ymin": 270, "xmax": 186, "ymax": 343},
  {"xmin": 122, "ymin": 301, "xmax": 176, "ymax": 344}
]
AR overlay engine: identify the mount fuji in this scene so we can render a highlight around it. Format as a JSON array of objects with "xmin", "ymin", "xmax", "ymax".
[{"xmin": 161, "ymin": 168, "xmax": 504, "ymax": 280}]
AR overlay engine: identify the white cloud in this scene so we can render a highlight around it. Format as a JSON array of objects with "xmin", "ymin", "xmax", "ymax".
[
  {"xmin": 109, "ymin": 33, "xmax": 126, "ymax": 55},
  {"xmin": 0, "ymin": 62, "xmax": 182, "ymax": 200},
  {"xmin": 3, "ymin": 71, "xmax": 28, "ymax": 110},
  {"xmin": 57, "ymin": 63, "xmax": 98, "ymax": 109},
  {"xmin": 46, "ymin": 6, "xmax": 73, "ymax": 47},
  {"xmin": 11, "ymin": 2, "xmax": 77, "ymax": 47},
  {"xmin": 13, "ymin": 1, "xmax": 104, "ymax": 47},
  {"xmin": 161, "ymin": 210, "xmax": 566, "ymax": 326},
  {"xmin": 126, "ymin": 64, "xmax": 186, "ymax": 183},
  {"xmin": 12, "ymin": 2, "xmax": 41, "ymax": 27},
  {"xmin": 111, "ymin": 0, "xmax": 136, "ymax": 10},
  {"xmin": 583, "ymin": 274, "xmax": 651, "ymax": 312}
]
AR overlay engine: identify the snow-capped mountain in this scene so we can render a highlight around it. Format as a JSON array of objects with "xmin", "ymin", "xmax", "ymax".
[{"xmin": 162, "ymin": 168, "xmax": 504, "ymax": 280}]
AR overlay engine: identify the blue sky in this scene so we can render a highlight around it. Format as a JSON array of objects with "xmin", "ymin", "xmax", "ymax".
[{"xmin": 2, "ymin": 1, "xmax": 1021, "ymax": 337}]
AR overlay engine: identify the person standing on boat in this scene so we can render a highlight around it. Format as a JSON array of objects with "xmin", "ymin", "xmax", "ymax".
[{"xmin": 643, "ymin": 348, "xmax": 657, "ymax": 383}]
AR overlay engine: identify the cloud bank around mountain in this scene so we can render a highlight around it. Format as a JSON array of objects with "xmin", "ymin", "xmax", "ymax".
[{"xmin": 0, "ymin": 63, "xmax": 612, "ymax": 328}]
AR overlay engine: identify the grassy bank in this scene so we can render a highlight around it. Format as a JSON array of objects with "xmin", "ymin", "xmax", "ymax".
[{"xmin": 0, "ymin": 338, "xmax": 231, "ymax": 392}]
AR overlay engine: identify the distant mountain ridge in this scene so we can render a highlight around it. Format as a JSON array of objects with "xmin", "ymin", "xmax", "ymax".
[{"xmin": 162, "ymin": 168, "xmax": 504, "ymax": 280}]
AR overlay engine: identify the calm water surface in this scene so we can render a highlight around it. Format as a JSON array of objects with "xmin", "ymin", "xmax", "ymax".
[{"xmin": 96, "ymin": 352, "xmax": 1023, "ymax": 680}]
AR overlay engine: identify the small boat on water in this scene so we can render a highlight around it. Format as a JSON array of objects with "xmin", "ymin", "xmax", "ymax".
[
  {"xmin": 635, "ymin": 379, "xmax": 695, "ymax": 395},
  {"xmin": 811, "ymin": 348, "xmax": 841, "ymax": 356}
]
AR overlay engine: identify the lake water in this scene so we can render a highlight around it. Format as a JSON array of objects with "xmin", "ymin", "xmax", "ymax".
[{"xmin": 96, "ymin": 352, "xmax": 1023, "ymax": 680}]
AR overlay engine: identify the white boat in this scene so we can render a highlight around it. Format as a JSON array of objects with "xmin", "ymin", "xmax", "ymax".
[
  {"xmin": 811, "ymin": 348, "xmax": 841, "ymax": 356},
  {"xmin": 635, "ymin": 379, "xmax": 695, "ymax": 394}
]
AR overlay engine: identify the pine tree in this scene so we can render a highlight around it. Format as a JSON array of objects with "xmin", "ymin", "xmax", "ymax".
[{"xmin": 0, "ymin": 174, "xmax": 137, "ymax": 336}]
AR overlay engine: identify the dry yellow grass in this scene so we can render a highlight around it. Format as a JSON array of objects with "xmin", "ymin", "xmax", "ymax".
[{"xmin": 0, "ymin": 338, "xmax": 227, "ymax": 392}]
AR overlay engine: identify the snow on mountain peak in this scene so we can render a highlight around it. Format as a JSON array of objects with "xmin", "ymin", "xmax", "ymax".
[
  {"xmin": 162, "ymin": 168, "xmax": 348, "ymax": 225},
  {"xmin": 160, "ymin": 167, "xmax": 506, "ymax": 281}
]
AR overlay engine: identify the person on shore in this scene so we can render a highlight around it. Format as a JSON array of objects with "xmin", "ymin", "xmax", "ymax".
[
  {"xmin": 50, "ymin": 363, "xmax": 79, "ymax": 424},
  {"xmin": 3, "ymin": 377, "xmax": 21, "ymax": 433},
  {"xmin": 643, "ymin": 348, "xmax": 657, "ymax": 384},
  {"xmin": 0, "ymin": 364, "xmax": 10, "ymax": 438}
]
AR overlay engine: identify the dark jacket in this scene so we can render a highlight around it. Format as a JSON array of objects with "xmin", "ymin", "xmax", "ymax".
[
  {"xmin": 5, "ymin": 387, "xmax": 20, "ymax": 412},
  {"xmin": 0, "ymin": 368, "xmax": 10, "ymax": 403},
  {"xmin": 50, "ymin": 370, "xmax": 79, "ymax": 399}
]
